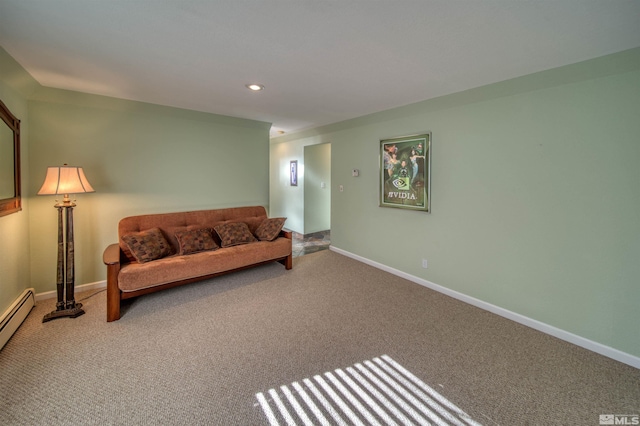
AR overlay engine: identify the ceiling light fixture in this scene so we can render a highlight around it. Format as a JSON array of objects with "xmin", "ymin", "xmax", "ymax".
[{"xmin": 246, "ymin": 84, "xmax": 264, "ymax": 91}]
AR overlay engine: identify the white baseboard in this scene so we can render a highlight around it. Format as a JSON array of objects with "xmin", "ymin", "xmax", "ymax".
[
  {"xmin": 330, "ymin": 246, "xmax": 640, "ymax": 370},
  {"xmin": 1, "ymin": 288, "xmax": 35, "ymax": 350},
  {"xmin": 35, "ymin": 280, "xmax": 107, "ymax": 302}
]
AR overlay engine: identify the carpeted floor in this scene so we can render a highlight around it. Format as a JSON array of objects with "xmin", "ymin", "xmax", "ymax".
[{"xmin": 1, "ymin": 250, "xmax": 638, "ymax": 425}]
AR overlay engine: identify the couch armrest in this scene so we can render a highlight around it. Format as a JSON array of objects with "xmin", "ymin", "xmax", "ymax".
[
  {"xmin": 103, "ymin": 243, "xmax": 121, "ymax": 265},
  {"xmin": 278, "ymin": 229, "xmax": 293, "ymax": 270},
  {"xmin": 103, "ymin": 244, "xmax": 123, "ymax": 322},
  {"xmin": 280, "ymin": 228, "xmax": 293, "ymax": 239}
]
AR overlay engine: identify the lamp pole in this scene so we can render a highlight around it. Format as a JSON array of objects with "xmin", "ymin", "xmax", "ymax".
[{"xmin": 43, "ymin": 198, "xmax": 84, "ymax": 322}]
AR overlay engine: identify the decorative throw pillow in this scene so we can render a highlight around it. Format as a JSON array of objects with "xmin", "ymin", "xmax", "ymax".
[
  {"xmin": 121, "ymin": 227, "xmax": 173, "ymax": 263},
  {"xmin": 174, "ymin": 228, "xmax": 219, "ymax": 255},
  {"xmin": 214, "ymin": 222, "xmax": 258, "ymax": 248},
  {"xmin": 254, "ymin": 217, "xmax": 287, "ymax": 241}
]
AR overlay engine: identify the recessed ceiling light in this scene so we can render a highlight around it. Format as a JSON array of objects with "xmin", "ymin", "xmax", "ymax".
[{"xmin": 246, "ymin": 84, "xmax": 264, "ymax": 91}]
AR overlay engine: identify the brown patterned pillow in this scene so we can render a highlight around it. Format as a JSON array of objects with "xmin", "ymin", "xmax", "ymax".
[
  {"xmin": 121, "ymin": 228, "xmax": 173, "ymax": 263},
  {"xmin": 175, "ymin": 228, "xmax": 219, "ymax": 255},
  {"xmin": 254, "ymin": 217, "xmax": 287, "ymax": 241},
  {"xmin": 214, "ymin": 222, "xmax": 257, "ymax": 248}
]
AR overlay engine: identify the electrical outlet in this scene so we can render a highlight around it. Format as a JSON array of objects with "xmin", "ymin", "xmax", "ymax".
[{"xmin": 422, "ymin": 259, "xmax": 428, "ymax": 269}]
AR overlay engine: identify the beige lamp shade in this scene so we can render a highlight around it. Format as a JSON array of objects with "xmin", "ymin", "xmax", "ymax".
[{"xmin": 38, "ymin": 166, "xmax": 95, "ymax": 196}]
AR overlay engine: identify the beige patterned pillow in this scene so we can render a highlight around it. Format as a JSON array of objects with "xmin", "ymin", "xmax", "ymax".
[
  {"xmin": 121, "ymin": 228, "xmax": 173, "ymax": 263},
  {"xmin": 254, "ymin": 217, "xmax": 287, "ymax": 241},
  {"xmin": 175, "ymin": 228, "xmax": 219, "ymax": 255},
  {"xmin": 214, "ymin": 222, "xmax": 258, "ymax": 248}
]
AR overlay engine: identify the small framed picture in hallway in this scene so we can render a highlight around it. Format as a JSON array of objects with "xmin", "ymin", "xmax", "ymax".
[
  {"xmin": 290, "ymin": 160, "xmax": 298, "ymax": 186},
  {"xmin": 380, "ymin": 132, "xmax": 431, "ymax": 212}
]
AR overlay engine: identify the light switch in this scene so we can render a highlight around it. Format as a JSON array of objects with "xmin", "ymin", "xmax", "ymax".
[{"xmin": 352, "ymin": 169, "xmax": 359, "ymax": 177}]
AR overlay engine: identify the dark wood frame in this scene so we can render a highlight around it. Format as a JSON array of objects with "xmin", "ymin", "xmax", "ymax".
[{"xmin": 0, "ymin": 99, "xmax": 21, "ymax": 217}]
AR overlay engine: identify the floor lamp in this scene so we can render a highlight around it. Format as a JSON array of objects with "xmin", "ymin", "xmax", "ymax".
[{"xmin": 38, "ymin": 165, "xmax": 95, "ymax": 322}]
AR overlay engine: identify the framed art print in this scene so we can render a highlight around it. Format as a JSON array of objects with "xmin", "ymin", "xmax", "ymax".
[
  {"xmin": 290, "ymin": 160, "xmax": 298, "ymax": 186},
  {"xmin": 380, "ymin": 132, "xmax": 431, "ymax": 212}
]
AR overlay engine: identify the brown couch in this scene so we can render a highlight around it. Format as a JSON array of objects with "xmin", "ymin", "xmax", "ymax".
[{"xmin": 103, "ymin": 206, "xmax": 292, "ymax": 322}]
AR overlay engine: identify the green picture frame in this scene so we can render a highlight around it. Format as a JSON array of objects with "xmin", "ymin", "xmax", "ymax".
[{"xmin": 380, "ymin": 132, "xmax": 431, "ymax": 212}]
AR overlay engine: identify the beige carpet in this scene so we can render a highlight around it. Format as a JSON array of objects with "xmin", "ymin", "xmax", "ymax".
[{"xmin": 1, "ymin": 250, "xmax": 638, "ymax": 425}]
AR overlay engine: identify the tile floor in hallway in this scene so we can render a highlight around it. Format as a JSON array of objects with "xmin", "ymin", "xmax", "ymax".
[{"xmin": 292, "ymin": 230, "xmax": 330, "ymax": 257}]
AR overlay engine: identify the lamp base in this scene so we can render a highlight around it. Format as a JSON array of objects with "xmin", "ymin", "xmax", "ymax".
[{"xmin": 42, "ymin": 303, "xmax": 85, "ymax": 322}]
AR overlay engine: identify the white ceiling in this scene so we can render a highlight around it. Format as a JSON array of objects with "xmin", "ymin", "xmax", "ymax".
[{"xmin": 1, "ymin": 1, "xmax": 639, "ymax": 137}]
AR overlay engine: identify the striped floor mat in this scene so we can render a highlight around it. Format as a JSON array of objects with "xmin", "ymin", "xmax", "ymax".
[{"xmin": 255, "ymin": 354, "xmax": 481, "ymax": 426}]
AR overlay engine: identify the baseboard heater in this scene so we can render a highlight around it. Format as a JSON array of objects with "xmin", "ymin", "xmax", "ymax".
[{"xmin": 0, "ymin": 288, "xmax": 35, "ymax": 351}]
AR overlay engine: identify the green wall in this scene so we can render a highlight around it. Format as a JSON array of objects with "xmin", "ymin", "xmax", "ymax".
[
  {"xmin": 269, "ymin": 137, "xmax": 305, "ymax": 233},
  {"xmin": 271, "ymin": 48, "xmax": 640, "ymax": 360},
  {"xmin": 26, "ymin": 89, "xmax": 271, "ymax": 293},
  {"xmin": 0, "ymin": 48, "xmax": 36, "ymax": 317},
  {"xmin": 304, "ymin": 143, "xmax": 331, "ymax": 234},
  {"xmin": 1, "ymin": 47, "xmax": 271, "ymax": 298},
  {"xmin": 269, "ymin": 138, "xmax": 331, "ymax": 235}
]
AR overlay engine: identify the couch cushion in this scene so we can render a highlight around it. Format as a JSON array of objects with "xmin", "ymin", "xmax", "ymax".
[
  {"xmin": 174, "ymin": 228, "xmax": 219, "ymax": 255},
  {"xmin": 118, "ymin": 206, "xmax": 269, "ymax": 257},
  {"xmin": 214, "ymin": 222, "xmax": 258, "ymax": 247},
  {"xmin": 254, "ymin": 217, "xmax": 287, "ymax": 241},
  {"xmin": 121, "ymin": 228, "xmax": 173, "ymax": 263},
  {"xmin": 118, "ymin": 238, "xmax": 292, "ymax": 292}
]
